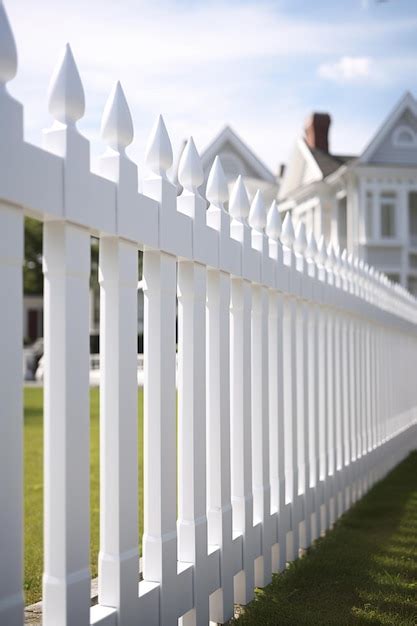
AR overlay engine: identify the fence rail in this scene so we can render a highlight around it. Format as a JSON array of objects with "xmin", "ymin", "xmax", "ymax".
[{"xmin": 1, "ymin": 3, "xmax": 417, "ymax": 625}]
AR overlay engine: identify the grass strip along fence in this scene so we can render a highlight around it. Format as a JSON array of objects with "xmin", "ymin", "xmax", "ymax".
[{"xmin": 231, "ymin": 452, "xmax": 417, "ymax": 626}]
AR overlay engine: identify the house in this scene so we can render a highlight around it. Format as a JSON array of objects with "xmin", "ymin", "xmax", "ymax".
[{"xmin": 278, "ymin": 92, "xmax": 417, "ymax": 293}]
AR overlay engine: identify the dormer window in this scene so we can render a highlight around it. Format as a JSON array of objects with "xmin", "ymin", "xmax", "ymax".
[{"xmin": 392, "ymin": 125, "xmax": 417, "ymax": 147}]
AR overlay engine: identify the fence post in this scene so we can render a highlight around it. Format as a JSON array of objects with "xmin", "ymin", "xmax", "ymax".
[
  {"xmin": 0, "ymin": 5, "xmax": 24, "ymax": 625},
  {"xmin": 97, "ymin": 82, "xmax": 140, "ymax": 624},
  {"xmin": 325, "ymin": 244, "xmax": 337, "ymax": 526},
  {"xmin": 142, "ymin": 115, "xmax": 182, "ymax": 626},
  {"xmin": 206, "ymin": 157, "xmax": 240, "ymax": 624},
  {"xmin": 305, "ymin": 232, "xmax": 320, "ymax": 541},
  {"xmin": 281, "ymin": 213, "xmax": 300, "ymax": 560},
  {"xmin": 316, "ymin": 237, "xmax": 330, "ymax": 533},
  {"xmin": 229, "ymin": 176, "xmax": 259, "ymax": 604},
  {"xmin": 294, "ymin": 223, "xmax": 314, "ymax": 549},
  {"xmin": 265, "ymin": 202, "xmax": 287, "ymax": 571},
  {"xmin": 176, "ymin": 138, "xmax": 220, "ymax": 625},
  {"xmin": 249, "ymin": 191, "xmax": 273, "ymax": 588},
  {"xmin": 42, "ymin": 46, "xmax": 91, "ymax": 626},
  {"xmin": 0, "ymin": 200, "xmax": 24, "ymax": 626}
]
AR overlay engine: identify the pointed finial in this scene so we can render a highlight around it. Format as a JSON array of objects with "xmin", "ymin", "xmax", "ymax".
[
  {"xmin": 266, "ymin": 200, "xmax": 281, "ymax": 240},
  {"xmin": 316, "ymin": 235, "xmax": 327, "ymax": 266},
  {"xmin": 229, "ymin": 175, "xmax": 250, "ymax": 221},
  {"xmin": 0, "ymin": 2, "xmax": 17, "ymax": 85},
  {"xmin": 206, "ymin": 156, "xmax": 228, "ymax": 207},
  {"xmin": 294, "ymin": 222, "xmax": 307, "ymax": 255},
  {"xmin": 101, "ymin": 81, "xmax": 133, "ymax": 153},
  {"xmin": 280, "ymin": 212, "xmax": 295, "ymax": 247},
  {"xmin": 333, "ymin": 244, "xmax": 342, "ymax": 270},
  {"xmin": 305, "ymin": 230, "xmax": 318, "ymax": 260},
  {"xmin": 326, "ymin": 242, "xmax": 336, "ymax": 268},
  {"xmin": 347, "ymin": 252, "xmax": 354, "ymax": 267},
  {"xmin": 248, "ymin": 190, "xmax": 266, "ymax": 232},
  {"xmin": 178, "ymin": 136, "xmax": 204, "ymax": 192},
  {"xmin": 48, "ymin": 44, "xmax": 85, "ymax": 125},
  {"xmin": 145, "ymin": 114, "xmax": 173, "ymax": 177},
  {"xmin": 340, "ymin": 249, "xmax": 348, "ymax": 274}
]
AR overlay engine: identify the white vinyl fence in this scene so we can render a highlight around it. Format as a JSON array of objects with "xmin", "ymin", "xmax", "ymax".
[{"xmin": 1, "ymin": 4, "xmax": 417, "ymax": 626}]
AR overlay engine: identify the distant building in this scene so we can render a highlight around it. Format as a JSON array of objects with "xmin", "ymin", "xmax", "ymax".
[{"xmin": 279, "ymin": 92, "xmax": 417, "ymax": 293}]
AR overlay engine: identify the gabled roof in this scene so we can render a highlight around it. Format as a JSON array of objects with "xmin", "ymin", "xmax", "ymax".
[
  {"xmin": 309, "ymin": 147, "xmax": 354, "ymax": 177},
  {"xmin": 279, "ymin": 137, "xmax": 355, "ymax": 200},
  {"xmin": 359, "ymin": 92, "xmax": 417, "ymax": 163},
  {"xmin": 278, "ymin": 139, "xmax": 323, "ymax": 199},
  {"xmin": 200, "ymin": 125, "xmax": 276, "ymax": 183}
]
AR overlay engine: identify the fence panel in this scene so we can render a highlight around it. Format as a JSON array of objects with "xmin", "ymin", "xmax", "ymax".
[{"xmin": 0, "ymin": 3, "xmax": 417, "ymax": 625}]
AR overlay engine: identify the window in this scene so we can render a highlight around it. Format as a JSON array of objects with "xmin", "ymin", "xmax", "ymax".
[
  {"xmin": 380, "ymin": 191, "xmax": 397, "ymax": 238},
  {"xmin": 337, "ymin": 196, "xmax": 347, "ymax": 248},
  {"xmin": 409, "ymin": 192, "xmax": 417, "ymax": 247},
  {"xmin": 365, "ymin": 191, "xmax": 373, "ymax": 239},
  {"xmin": 408, "ymin": 276, "xmax": 417, "ymax": 296},
  {"xmin": 392, "ymin": 125, "xmax": 417, "ymax": 148}
]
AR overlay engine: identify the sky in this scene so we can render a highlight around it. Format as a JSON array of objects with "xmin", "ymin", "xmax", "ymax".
[{"xmin": 5, "ymin": 0, "xmax": 417, "ymax": 177}]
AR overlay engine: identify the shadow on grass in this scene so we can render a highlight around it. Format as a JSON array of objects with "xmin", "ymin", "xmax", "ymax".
[{"xmin": 231, "ymin": 452, "xmax": 417, "ymax": 626}]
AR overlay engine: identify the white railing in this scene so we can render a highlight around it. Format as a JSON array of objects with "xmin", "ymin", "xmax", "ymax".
[{"xmin": 1, "ymin": 4, "xmax": 417, "ymax": 626}]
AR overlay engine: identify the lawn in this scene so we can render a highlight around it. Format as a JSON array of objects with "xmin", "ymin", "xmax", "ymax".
[
  {"xmin": 231, "ymin": 452, "xmax": 417, "ymax": 626},
  {"xmin": 24, "ymin": 386, "xmax": 144, "ymax": 606}
]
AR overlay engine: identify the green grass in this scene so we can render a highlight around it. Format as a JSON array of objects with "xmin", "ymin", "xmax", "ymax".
[
  {"xmin": 24, "ymin": 386, "xmax": 143, "ymax": 606},
  {"xmin": 231, "ymin": 452, "xmax": 417, "ymax": 626}
]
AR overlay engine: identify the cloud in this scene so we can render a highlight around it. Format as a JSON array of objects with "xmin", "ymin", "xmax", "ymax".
[{"xmin": 318, "ymin": 56, "xmax": 373, "ymax": 82}]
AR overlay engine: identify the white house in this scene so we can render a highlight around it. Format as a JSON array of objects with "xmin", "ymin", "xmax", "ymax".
[{"xmin": 278, "ymin": 92, "xmax": 417, "ymax": 293}]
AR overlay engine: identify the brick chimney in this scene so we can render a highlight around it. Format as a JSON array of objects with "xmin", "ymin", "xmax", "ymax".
[{"xmin": 304, "ymin": 112, "xmax": 331, "ymax": 153}]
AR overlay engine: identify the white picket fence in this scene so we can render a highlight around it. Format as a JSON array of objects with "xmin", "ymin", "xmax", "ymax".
[{"xmin": 1, "ymin": 4, "xmax": 417, "ymax": 626}]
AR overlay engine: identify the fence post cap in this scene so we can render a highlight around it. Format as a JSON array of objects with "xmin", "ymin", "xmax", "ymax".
[
  {"xmin": 294, "ymin": 221, "xmax": 307, "ymax": 255},
  {"xmin": 326, "ymin": 242, "xmax": 336, "ymax": 268},
  {"xmin": 280, "ymin": 212, "xmax": 295, "ymax": 247},
  {"xmin": 101, "ymin": 81, "xmax": 133, "ymax": 154},
  {"xmin": 316, "ymin": 235, "xmax": 327, "ymax": 265},
  {"xmin": 206, "ymin": 155, "xmax": 228, "ymax": 207},
  {"xmin": 266, "ymin": 200, "xmax": 281, "ymax": 240},
  {"xmin": 178, "ymin": 136, "xmax": 204, "ymax": 193},
  {"xmin": 48, "ymin": 43, "xmax": 85, "ymax": 125},
  {"xmin": 145, "ymin": 114, "xmax": 173, "ymax": 178},
  {"xmin": 305, "ymin": 230, "xmax": 317, "ymax": 259},
  {"xmin": 248, "ymin": 189, "xmax": 266, "ymax": 232},
  {"xmin": 229, "ymin": 175, "xmax": 250, "ymax": 221}
]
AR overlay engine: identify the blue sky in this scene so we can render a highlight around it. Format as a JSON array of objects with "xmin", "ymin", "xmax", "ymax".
[{"xmin": 6, "ymin": 0, "xmax": 417, "ymax": 175}]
